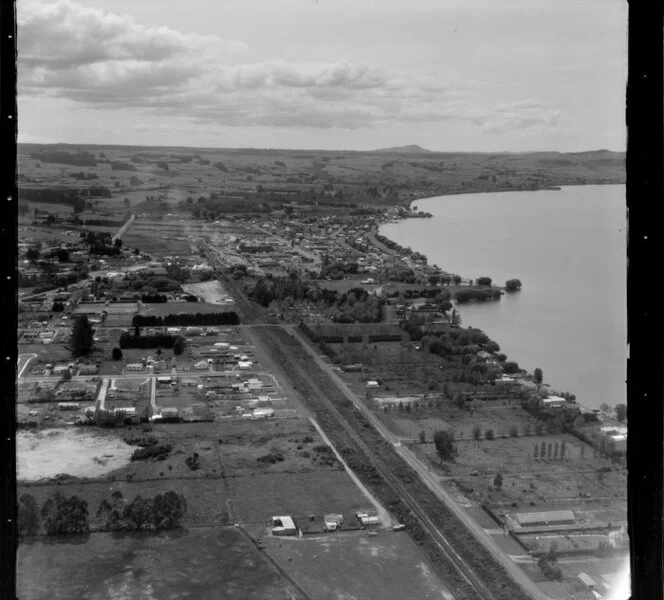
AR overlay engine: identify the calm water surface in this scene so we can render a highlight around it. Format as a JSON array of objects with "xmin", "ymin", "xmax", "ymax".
[{"xmin": 380, "ymin": 185, "xmax": 626, "ymax": 410}]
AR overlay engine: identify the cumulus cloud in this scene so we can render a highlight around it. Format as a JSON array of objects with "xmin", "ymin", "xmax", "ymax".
[
  {"xmin": 18, "ymin": 0, "xmax": 563, "ymax": 135},
  {"xmin": 482, "ymin": 99, "xmax": 562, "ymax": 134}
]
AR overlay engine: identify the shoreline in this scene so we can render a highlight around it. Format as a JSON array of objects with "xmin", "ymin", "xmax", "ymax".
[{"xmin": 372, "ymin": 185, "xmax": 607, "ymax": 406}]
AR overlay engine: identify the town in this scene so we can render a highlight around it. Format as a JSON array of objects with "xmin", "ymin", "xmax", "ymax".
[{"xmin": 16, "ymin": 144, "xmax": 627, "ymax": 600}]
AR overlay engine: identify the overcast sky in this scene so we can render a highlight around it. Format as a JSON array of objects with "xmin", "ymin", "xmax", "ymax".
[{"xmin": 17, "ymin": 0, "xmax": 627, "ymax": 152}]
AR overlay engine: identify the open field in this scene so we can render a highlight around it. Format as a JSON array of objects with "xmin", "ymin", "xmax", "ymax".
[
  {"xmin": 230, "ymin": 471, "xmax": 370, "ymax": 532},
  {"xmin": 17, "ymin": 527, "xmax": 305, "ymax": 600},
  {"xmin": 182, "ymin": 280, "xmax": 233, "ymax": 304},
  {"xmin": 265, "ymin": 532, "xmax": 454, "ymax": 600}
]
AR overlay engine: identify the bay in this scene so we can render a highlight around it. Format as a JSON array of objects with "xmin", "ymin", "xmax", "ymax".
[{"xmin": 380, "ymin": 185, "xmax": 626, "ymax": 411}]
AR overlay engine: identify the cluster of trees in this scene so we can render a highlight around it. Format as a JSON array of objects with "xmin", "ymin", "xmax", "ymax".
[
  {"xmin": 505, "ymin": 278, "xmax": 522, "ymax": 292},
  {"xmin": 433, "ymin": 430, "xmax": 456, "ymax": 461},
  {"xmin": 119, "ymin": 331, "xmax": 185, "ymax": 352},
  {"xmin": 132, "ymin": 312, "xmax": 240, "ymax": 327},
  {"xmin": 110, "ymin": 161, "xmax": 137, "ymax": 171},
  {"xmin": 83, "ymin": 218, "xmax": 126, "ymax": 227},
  {"xmin": 537, "ymin": 547, "xmax": 562, "ymax": 580},
  {"xmin": 321, "ymin": 260, "xmax": 359, "ymax": 280},
  {"xmin": 18, "ymin": 264, "xmax": 90, "ymax": 290},
  {"xmin": 533, "ymin": 440, "xmax": 567, "ymax": 459},
  {"xmin": 20, "ymin": 188, "xmax": 87, "ymax": 212},
  {"xmin": 251, "ymin": 275, "xmax": 383, "ymax": 323},
  {"xmin": 71, "ymin": 316, "xmax": 95, "ymax": 357},
  {"xmin": 18, "ymin": 490, "xmax": 187, "ymax": 537},
  {"xmin": 374, "ymin": 233, "xmax": 427, "ymax": 262},
  {"xmin": 455, "ymin": 288, "xmax": 502, "ymax": 303},
  {"xmin": 70, "ymin": 171, "xmax": 99, "ymax": 180},
  {"xmin": 141, "ymin": 293, "xmax": 169, "ymax": 303},
  {"xmin": 30, "ymin": 150, "xmax": 97, "ymax": 166}
]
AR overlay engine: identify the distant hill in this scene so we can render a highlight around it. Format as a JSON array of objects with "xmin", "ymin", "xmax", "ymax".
[{"xmin": 371, "ymin": 144, "xmax": 432, "ymax": 154}]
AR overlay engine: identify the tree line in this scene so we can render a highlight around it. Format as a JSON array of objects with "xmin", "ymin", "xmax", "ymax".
[
  {"xmin": 132, "ymin": 312, "xmax": 240, "ymax": 327},
  {"xmin": 119, "ymin": 332, "xmax": 185, "ymax": 352},
  {"xmin": 18, "ymin": 490, "xmax": 187, "ymax": 537}
]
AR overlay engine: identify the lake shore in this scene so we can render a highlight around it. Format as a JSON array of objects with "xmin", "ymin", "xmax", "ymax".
[{"xmin": 376, "ymin": 185, "xmax": 626, "ymax": 410}]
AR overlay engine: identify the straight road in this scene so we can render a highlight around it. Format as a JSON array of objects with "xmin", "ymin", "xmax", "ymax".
[
  {"xmin": 17, "ymin": 354, "xmax": 38, "ymax": 378},
  {"xmin": 287, "ymin": 324, "xmax": 550, "ymax": 600}
]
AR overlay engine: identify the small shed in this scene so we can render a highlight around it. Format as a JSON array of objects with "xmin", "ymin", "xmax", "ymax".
[{"xmin": 271, "ymin": 516, "xmax": 297, "ymax": 536}]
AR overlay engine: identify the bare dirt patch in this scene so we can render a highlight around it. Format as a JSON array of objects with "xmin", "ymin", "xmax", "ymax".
[{"xmin": 17, "ymin": 429, "xmax": 135, "ymax": 481}]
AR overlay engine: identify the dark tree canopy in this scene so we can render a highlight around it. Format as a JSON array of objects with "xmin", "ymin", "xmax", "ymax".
[
  {"xmin": 505, "ymin": 279, "xmax": 522, "ymax": 292},
  {"xmin": 614, "ymin": 403, "xmax": 627, "ymax": 423},
  {"xmin": 433, "ymin": 430, "xmax": 456, "ymax": 461},
  {"xmin": 71, "ymin": 315, "xmax": 95, "ymax": 357}
]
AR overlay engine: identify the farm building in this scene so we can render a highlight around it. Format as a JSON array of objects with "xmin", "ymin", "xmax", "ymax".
[
  {"xmin": 356, "ymin": 511, "xmax": 380, "ymax": 527},
  {"xmin": 57, "ymin": 402, "xmax": 80, "ymax": 411},
  {"xmin": 271, "ymin": 516, "xmax": 297, "ymax": 536},
  {"xmin": 578, "ymin": 573, "xmax": 598, "ymax": 590},
  {"xmin": 126, "ymin": 363, "xmax": 143, "ymax": 372},
  {"xmin": 324, "ymin": 513, "xmax": 344, "ymax": 532},
  {"xmin": 514, "ymin": 510, "xmax": 575, "ymax": 527}
]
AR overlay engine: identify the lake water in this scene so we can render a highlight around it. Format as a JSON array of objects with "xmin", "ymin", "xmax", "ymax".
[{"xmin": 380, "ymin": 185, "xmax": 626, "ymax": 411}]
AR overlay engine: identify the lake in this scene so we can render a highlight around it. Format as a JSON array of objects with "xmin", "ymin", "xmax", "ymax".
[{"xmin": 380, "ymin": 185, "xmax": 626, "ymax": 411}]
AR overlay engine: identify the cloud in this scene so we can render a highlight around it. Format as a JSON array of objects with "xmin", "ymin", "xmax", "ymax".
[
  {"xmin": 18, "ymin": 0, "xmax": 564, "ymax": 135},
  {"xmin": 482, "ymin": 100, "xmax": 562, "ymax": 135}
]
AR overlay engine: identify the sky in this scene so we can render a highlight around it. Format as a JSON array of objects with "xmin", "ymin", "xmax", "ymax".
[{"xmin": 17, "ymin": 0, "xmax": 627, "ymax": 152}]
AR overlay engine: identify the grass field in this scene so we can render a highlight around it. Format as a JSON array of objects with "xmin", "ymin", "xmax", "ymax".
[
  {"xmin": 264, "ymin": 532, "xmax": 453, "ymax": 600},
  {"xmin": 17, "ymin": 527, "xmax": 305, "ymax": 600},
  {"xmin": 230, "ymin": 471, "xmax": 370, "ymax": 532}
]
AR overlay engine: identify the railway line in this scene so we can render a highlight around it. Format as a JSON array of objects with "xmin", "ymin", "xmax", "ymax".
[{"xmin": 253, "ymin": 324, "xmax": 512, "ymax": 600}]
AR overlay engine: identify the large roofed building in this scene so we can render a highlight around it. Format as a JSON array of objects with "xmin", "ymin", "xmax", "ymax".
[{"xmin": 514, "ymin": 509, "xmax": 575, "ymax": 527}]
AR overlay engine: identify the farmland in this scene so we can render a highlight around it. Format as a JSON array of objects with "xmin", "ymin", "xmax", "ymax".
[
  {"xmin": 264, "ymin": 532, "xmax": 454, "ymax": 600},
  {"xmin": 17, "ymin": 527, "xmax": 306, "ymax": 600}
]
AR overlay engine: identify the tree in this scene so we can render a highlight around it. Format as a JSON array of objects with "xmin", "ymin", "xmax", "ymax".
[
  {"xmin": 505, "ymin": 279, "xmax": 522, "ymax": 292},
  {"xmin": 153, "ymin": 491, "xmax": 187, "ymax": 529},
  {"xmin": 123, "ymin": 495, "xmax": 154, "ymax": 530},
  {"xmin": 614, "ymin": 403, "xmax": 627, "ymax": 422},
  {"xmin": 18, "ymin": 493, "xmax": 41, "ymax": 537},
  {"xmin": 61, "ymin": 369, "xmax": 72, "ymax": 382},
  {"xmin": 26, "ymin": 247, "xmax": 40, "ymax": 261},
  {"xmin": 533, "ymin": 368, "xmax": 543, "ymax": 388},
  {"xmin": 114, "ymin": 238, "xmax": 123, "ymax": 249},
  {"xmin": 56, "ymin": 248, "xmax": 70, "ymax": 262},
  {"xmin": 509, "ymin": 425, "xmax": 519, "ymax": 438},
  {"xmin": 493, "ymin": 472, "xmax": 504, "ymax": 490},
  {"xmin": 573, "ymin": 415, "xmax": 586, "ymax": 429},
  {"xmin": 472, "ymin": 424, "xmax": 482, "ymax": 440},
  {"xmin": 476, "ymin": 277, "xmax": 492, "ymax": 287},
  {"xmin": 523, "ymin": 423, "xmax": 532, "ymax": 436},
  {"xmin": 173, "ymin": 337, "xmax": 185, "ymax": 355},
  {"xmin": 419, "ymin": 430, "xmax": 426, "ymax": 444},
  {"xmin": 599, "ymin": 402, "xmax": 612, "ymax": 414},
  {"xmin": 112, "ymin": 347, "xmax": 123, "ymax": 361},
  {"xmin": 485, "ymin": 428, "xmax": 495, "ymax": 440},
  {"xmin": 503, "ymin": 361, "xmax": 520, "ymax": 374},
  {"xmin": 71, "ymin": 316, "xmax": 95, "ymax": 357},
  {"xmin": 534, "ymin": 422, "xmax": 544, "ymax": 435},
  {"xmin": 41, "ymin": 493, "xmax": 89, "ymax": 535},
  {"xmin": 433, "ymin": 430, "xmax": 456, "ymax": 461}
]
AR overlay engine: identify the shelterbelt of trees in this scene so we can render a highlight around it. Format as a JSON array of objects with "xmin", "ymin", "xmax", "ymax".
[{"xmin": 248, "ymin": 274, "xmax": 382, "ymax": 323}]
